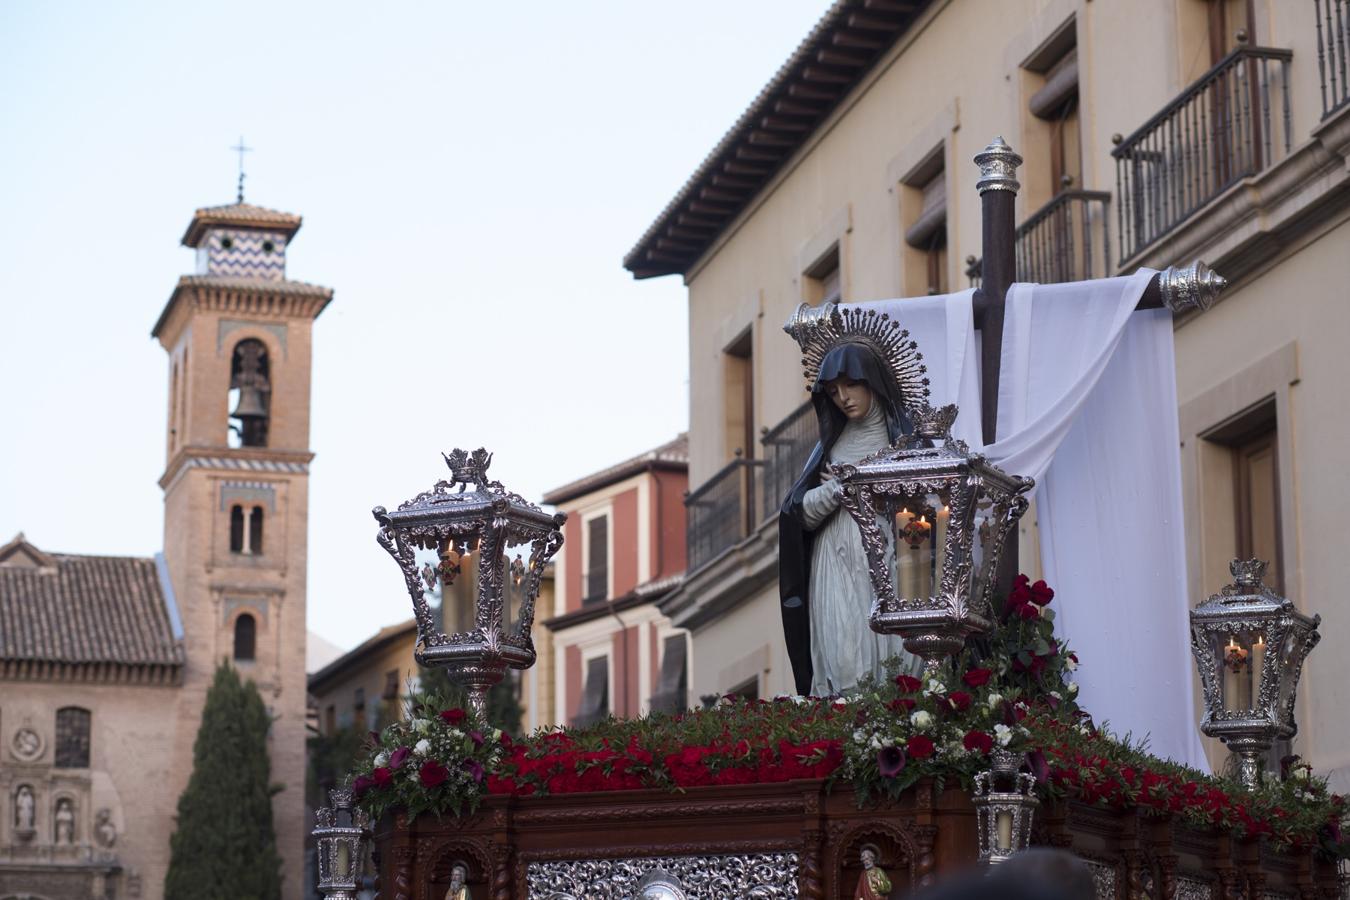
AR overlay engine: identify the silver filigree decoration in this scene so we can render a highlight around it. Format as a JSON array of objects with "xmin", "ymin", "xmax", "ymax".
[
  {"xmin": 783, "ymin": 303, "xmax": 930, "ymax": 416},
  {"xmin": 974, "ymin": 136, "xmax": 1023, "ymax": 194},
  {"xmin": 527, "ymin": 852, "xmax": 799, "ymax": 899},
  {"xmin": 1177, "ymin": 876, "xmax": 1214, "ymax": 900},
  {"xmin": 1158, "ymin": 260, "xmax": 1227, "ymax": 313},
  {"xmin": 1081, "ymin": 859, "xmax": 1117, "ymax": 900}
]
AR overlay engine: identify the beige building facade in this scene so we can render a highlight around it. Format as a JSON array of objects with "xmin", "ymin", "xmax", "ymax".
[{"xmin": 627, "ymin": 0, "xmax": 1350, "ymax": 783}]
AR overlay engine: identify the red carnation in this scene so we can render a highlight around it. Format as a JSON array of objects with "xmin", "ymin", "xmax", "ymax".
[
  {"xmin": 962, "ymin": 668, "xmax": 993, "ymax": 688},
  {"xmin": 371, "ymin": 766, "xmax": 394, "ymax": 788},
  {"xmin": 440, "ymin": 707, "xmax": 468, "ymax": 725},
  {"xmin": 1029, "ymin": 579, "xmax": 1055, "ymax": 606},
  {"xmin": 907, "ymin": 735, "xmax": 936, "ymax": 759},
  {"xmin": 894, "ymin": 675, "xmax": 923, "ymax": 694},
  {"xmin": 419, "ymin": 759, "xmax": 449, "ymax": 788},
  {"xmin": 963, "ymin": 731, "xmax": 994, "ymax": 754}
]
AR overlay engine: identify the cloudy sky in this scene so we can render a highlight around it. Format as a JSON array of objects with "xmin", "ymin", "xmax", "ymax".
[{"xmin": 0, "ymin": 1, "xmax": 828, "ymax": 652}]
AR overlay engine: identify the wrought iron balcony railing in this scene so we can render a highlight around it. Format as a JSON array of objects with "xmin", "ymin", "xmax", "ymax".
[
  {"xmin": 1317, "ymin": 0, "xmax": 1350, "ymax": 118},
  {"xmin": 964, "ymin": 190, "xmax": 1111, "ymax": 287},
  {"xmin": 758, "ymin": 401, "xmax": 816, "ymax": 525},
  {"xmin": 685, "ymin": 455, "xmax": 763, "ymax": 575},
  {"xmin": 1112, "ymin": 44, "xmax": 1293, "ymax": 264}
]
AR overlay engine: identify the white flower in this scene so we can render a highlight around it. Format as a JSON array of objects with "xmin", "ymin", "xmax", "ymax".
[
  {"xmin": 994, "ymin": 724, "xmax": 1013, "ymax": 747},
  {"xmin": 924, "ymin": 679, "xmax": 944, "ymax": 696},
  {"xmin": 1293, "ymin": 765, "xmax": 1311, "ymax": 782},
  {"xmin": 1049, "ymin": 691, "xmax": 1063, "ymax": 702},
  {"xmin": 414, "ymin": 738, "xmax": 432, "ymax": 756},
  {"xmin": 910, "ymin": 710, "xmax": 934, "ymax": 731},
  {"xmin": 870, "ymin": 735, "xmax": 884, "ymax": 750},
  {"xmin": 852, "ymin": 729, "xmax": 867, "ymax": 744},
  {"xmin": 373, "ymin": 752, "xmax": 389, "ymax": 768},
  {"xmin": 833, "ymin": 696, "xmax": 850, "ymax": 707},
  {"xmin": 986, "ymin": 693, "xmax": 1004, "ymax": 710},
  {"xmin": 413, "ymin": 718, "xmax": 432, "ymax": 734},
  {"xmin": 491, "ymin": 728, "xmax": 503, "ymax": 742},
  {"xmin": 1066, "ymin": 682, "xmax": 1079, "ymax": 696},
  {"xmin": 1065, "ymin": 656, "xmax": 1078, "ymax": 672},
  {"xmin": 1076, "ymin": 723, "xmax": 1092, "ymax": 736}
]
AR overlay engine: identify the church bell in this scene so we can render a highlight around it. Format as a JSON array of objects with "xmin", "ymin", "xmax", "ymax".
[{"xmin": 230, "ymin": 386, "xmax": 268, "ymax": 421}]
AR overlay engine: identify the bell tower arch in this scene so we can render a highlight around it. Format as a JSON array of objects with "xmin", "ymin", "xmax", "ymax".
[{"xmin": 152, "ymin": 200, "xmax": 332, "ymax": 900}]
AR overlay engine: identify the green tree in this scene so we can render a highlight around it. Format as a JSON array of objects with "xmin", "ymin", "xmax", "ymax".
[{"xmin": 164, "ymin": 663, "xmax": 283, "ymax": 900}]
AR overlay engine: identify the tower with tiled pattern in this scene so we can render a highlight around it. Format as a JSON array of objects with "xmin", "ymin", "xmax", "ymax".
[{"xmin": 152, "ymin": 201, "xmax": 332, "ymax": 900}]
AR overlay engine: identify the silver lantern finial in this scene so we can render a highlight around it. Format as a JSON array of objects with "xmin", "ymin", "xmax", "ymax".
[
  {"xmin": 974, "ymin": 137, "xmax": 1023, "ymax": 195},
  {"xmin": 313, "ymin": 788, "xmax": 370, "ymax": 900},
  {"xmin": 1189, "ymin": 558, "xmax": 1321, "ymax": 790},
  {"xmin": 972, "ymin": 750, "xmax": 1038, "ymax": 865},
  {"xmin": 836, "ymin": 403, "xmax": 1033, "ymax": 675},
  {"xmin": 1158, "ymin": 260, "xmax": 1227, "ymax": 313},
  {"xmin": 373, "ymin": 448, "xmax": 566, "ymax": 717}
]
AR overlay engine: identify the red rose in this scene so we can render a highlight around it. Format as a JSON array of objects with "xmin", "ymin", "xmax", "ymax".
[
  {"xmin": 907, "ymin": 735, "xmax": 936, "ymax": 759},
  {"xmin": 962, "ymin": 668, "xmax": 993, "ymax": 688},
  {"xmin": 887, "ymin": 697, "xmax": 917, "ymax": 714},
  {"xmin": 350, "ymin": 774, "xmax": 374, "ymax": 799},
  {"xmin": 1018, "ymin": 603, "xmax": 1041, "ymax": 620},
  {"xmin": 946, "ymin": 691, "xmax": 973, "ymax": 713},
  {"xmin": 419, "ymin": 760, "xmax": 449, "ymax": 788},
  {"xmin": 963, "ymin": 731, "xmax": 994, "ymax": 754},
  {"xmin": 1029, "ymin": 579, "xmax": 1055, "ymax": 606},
  {"xmin": 440, "ymin": 708, "xmax": 468, "ymax": 725},
  {"xmin": 894, "ymin": 675, "xmax": 923, "ymax": 694},
  {"xmin": 371, "ymin": 766, "xmax": 394, "ymax": 788}
]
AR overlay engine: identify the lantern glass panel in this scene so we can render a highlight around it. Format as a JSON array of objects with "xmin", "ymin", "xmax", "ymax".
[
  {"xmin": 969, "ymin": 495, "xmax": 998, "ymax": 607},
  {"xmin": 501, "ymin": 537, "xmax": 534, "ymax": 638},
  {"xmin": 888, "ymin": 488, "xmax": 949, "ymax": 601},
  {"xmin": 433, "ymin": 538, "xmax": 481, "ymax": 635},
  {"xmin": 1211, "ymin": 627, "xmax": 1265, "ymax": 712}
]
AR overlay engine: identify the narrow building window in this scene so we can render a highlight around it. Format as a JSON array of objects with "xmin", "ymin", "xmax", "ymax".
[
  {"xmin": 233, "ymin": 613, "xmax": 257, "ymax": 661},
  {"xmin": 353, "ymin": 687, "xmax": 367, "ymax": 728},
  {"xmin": 230, "ymin": 505, "xmax": 246, "ymax": 553},
  {"xmin": 229, "ymin": 339, "xmax": 270, "ymax": 448},
  {"xmin": 904, "ymin": 166, "xmax": 948, "ymax": 295},
  {"xmin": 574, "ymin": 656, "xmax": 610, "ymax": 726},
  {"xmin": 382, "ymin": 669, "xmax": 400, "ymax": 701},
  {"xmin": 54, "ymin": 707, "xmax": 91, "ymax": 768},
  {"xmin": 248, "ymin": 507, "xmax": 264, "ymax": 556},
  {"xmin": 585, "ymin": 516, "xmax": 609, "ymax": 603},
  {"xmin": 324, "ymin": 705, "xmax": 336, "ymax": 735},
  {"xmin": 652, "ymin": 633, "xmax": 689, "ymax": 713}
]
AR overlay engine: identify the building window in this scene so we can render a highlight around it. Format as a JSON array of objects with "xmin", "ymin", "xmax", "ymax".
[
  {"xmin": 584, "ymin": 516, "xmax": 609, "ymax": 604},
  {"xmin": 230, "ymin": 505, "xmax": 245, "ymax": 553},
  {"xmin": 1201, "ymin": 399, "xmax": 1283, "ymax": 592},
  {"xmin": 324, "ymin": 705, "xmax": 336, "ymax": 735},
  {"xmin": 728, "ymin": 676, "xmax": 759, "ymax": 703},
  {"xmin": 382, "ymin": 669, "xmax": 400, "ymax": 701},
  {"xmin": 1025, "ymin": 20, "xmax": 1081, "ymax": 195},
  {"xmin": 721, "ymin": 327, "xmax": 755, "ymax": 465},
  {"xmin": 233, "ymin": 613, "xmax": 257, "ymax": 661},
  {"xmin": 54, "ymin": 707, "xmax": 91, "ymax": 768},
  {"xmin": 353, "ymin": 687, "xmax": 367, "ymax": 728},
  {"xmin": 228, "ymin": 339, "xmax": 270, "ymax": 448},
  {"xmin": 575, "ymin": 655, "xmax": 609, "ymax": 727},
  {"xmin": 651, "ymin": 633, "xmax": 689, "ymax": 713},
  {"xmin": 802, "ymin": 245, "xmax": 842, "ymax": 305},
  {"xmin": 901, "ymin": 151, "xmax": 948, "ymax": 295},
  {"xmin": 249, "ymin": 507, "xmax": 264, "ymax": 556}
]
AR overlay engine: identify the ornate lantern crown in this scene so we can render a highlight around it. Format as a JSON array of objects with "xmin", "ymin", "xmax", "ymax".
[
  {"xmin": 972, "ymin": 750, "xmax": 1038, "ymax": 866},
  {"xmin": 313, "ymin": 788, "xmax": 370, "ymax": 899},
  {"xmin": 1189, "ymin": 558, "xmax": 1320, "ymax": 789},
  {"xmin": 373, "ymin": 448, "xmax": 565, "ymax": 714}
]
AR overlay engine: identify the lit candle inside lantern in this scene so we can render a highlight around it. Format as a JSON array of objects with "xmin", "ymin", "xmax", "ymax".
[
  {"xmin": 996, "ymin": 810, "xmax": 1013, "ymax": 851},
  {"xmin": 896, "ymin": 507, "xmax": 933, "ymax": 599},
  {"xmin": 934, "ymin": 504, "xmax": 950, "ymax": 593},
  {"xmin": 1250, "ymin": 636, "xmax": 1265, "ymax": 708},
  {"xmin": 1222, "ymin": 638, "xmax": 1250, "ymax": 711},
  {"xmin": 336, "ymin": 841, "xmax": 350, "ymax": 878}
]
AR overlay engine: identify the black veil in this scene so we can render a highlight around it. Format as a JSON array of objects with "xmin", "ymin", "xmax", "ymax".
[{"xmin": 778, "ymin": 342, "xmax": 915, "ymax": 696}]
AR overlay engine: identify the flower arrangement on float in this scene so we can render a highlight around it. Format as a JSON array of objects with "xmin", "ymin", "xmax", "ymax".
[{"xmin": 345, "ymin": 576, "xmax": 1349, "ymax": 858}]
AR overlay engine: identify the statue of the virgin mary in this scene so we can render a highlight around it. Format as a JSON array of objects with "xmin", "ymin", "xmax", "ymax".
[{"xmin": 779, "ymin": 305, "xmax": 928, "ymax": 696}]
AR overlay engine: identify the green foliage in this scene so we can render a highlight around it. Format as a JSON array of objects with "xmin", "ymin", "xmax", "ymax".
[
  {"xmin": 417, "ymin": 667, "xmax": 523, "ymax": 736},
  {"xmin": 164, "ymin": 663, "xmax": 283, "ymax": 900},
  {"xmin": 306, "ymin": 724, "xmax": 367, "ymax": 810}
]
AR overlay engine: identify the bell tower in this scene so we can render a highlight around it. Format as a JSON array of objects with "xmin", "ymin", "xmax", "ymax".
[{"xmin": 153, "ymin": 200, "xmax": 332, "ymax": 900}]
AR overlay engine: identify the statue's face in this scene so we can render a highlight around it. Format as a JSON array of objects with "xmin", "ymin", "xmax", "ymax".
[
  {"xmin": 825, "ymin": 377, "xmax": 873, "ymax": 420},
  {"xmin": 861, "ymin": 849, "xmax": 876, "ymax": 869},
  {"xmin": 449, "ymin": 865, "xmax": 467, "ymax": 889}
]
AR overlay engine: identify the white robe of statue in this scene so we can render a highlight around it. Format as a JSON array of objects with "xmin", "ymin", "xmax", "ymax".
[{"xmin": 801, "ymin": 399, "xmax": 916, "ymax": 695}]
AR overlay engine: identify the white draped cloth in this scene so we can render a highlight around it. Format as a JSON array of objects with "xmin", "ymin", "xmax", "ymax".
[{"xmin": 852, "ymin": 273, "xmax": 1209, "ymax": 770}]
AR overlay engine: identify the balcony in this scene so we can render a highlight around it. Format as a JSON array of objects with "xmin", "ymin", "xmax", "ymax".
[
  {"xmin": 964, "ymin": 189, "xmax": 1112, "ymax": 287},
  {"xmin": 757, "ymin": 401, "xmax": 816, "ymax": 525},
  {"xmin": 1316, "ymin": 0, "xmax": 1350, "ymax": 118},
  {"xmin": 685, "ymin": 455, "xmax": 763, "ymax": 574},
  {"xmin": 1112, "ymin": 44, "xmax": 1293, "ymax": 264}
]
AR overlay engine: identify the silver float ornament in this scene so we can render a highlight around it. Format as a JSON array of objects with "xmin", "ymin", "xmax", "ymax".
[
  {"xmin": 1189, "ymin": 559, "xmax": 1320, "ymax": 790},
  {"xmin": 373, "ymin": 448, "xmax": 566, "ymax": 717},
  {"xmin": 972, "ymin": 750, "xmax": 1038, "ymax": 866},
  {"xmin": 835, "ymin": 403, "xmax": 1033, "ymax": 674},
  {"xmin": 313, "ymin": 788, "xmax": 370, "ymax": 900}
]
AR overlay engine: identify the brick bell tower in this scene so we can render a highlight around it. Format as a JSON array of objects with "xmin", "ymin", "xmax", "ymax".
[{"xmin": 152, "ymin": 198, "xmax": 332, "ymax": 898}]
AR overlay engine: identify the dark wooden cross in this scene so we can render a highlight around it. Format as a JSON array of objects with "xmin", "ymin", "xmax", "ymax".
[
  {"xmin": 231, "ymin": 136, "xmax": 253, "ymax": 204},
  {"xmin": 968, "ymin": 137, "xmax": 1226, "ymax": 581}
]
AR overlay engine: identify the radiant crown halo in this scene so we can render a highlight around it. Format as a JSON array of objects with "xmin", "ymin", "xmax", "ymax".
[{"xmin": 783, "ymin": 301, "xmax": 931, "ymax": 416}]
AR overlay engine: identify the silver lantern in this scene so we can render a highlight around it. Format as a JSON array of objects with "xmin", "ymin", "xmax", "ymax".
[
  {"xmin": 373, "ymin": 448, "xmax": 566, "ymax": 717},
  {"xmin": 972, "ymin": 750, "xmax": 1038, "ymax": 866},
  {"xmin": 1189, "ymin": 559, "xmax": 1320, "ymax": 790},
  {"xmin": 313, "ymin": 788, "xmax": 370, "ymax": 900},
  {"xmin": 835, "ymin": 404, "xmax": 1033, "ymax": 674}
]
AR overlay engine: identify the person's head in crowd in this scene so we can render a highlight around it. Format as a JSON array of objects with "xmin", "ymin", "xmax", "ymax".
[{"xmin": 915, "ymin": 849, "xmax": 1097, "ymax": 900}]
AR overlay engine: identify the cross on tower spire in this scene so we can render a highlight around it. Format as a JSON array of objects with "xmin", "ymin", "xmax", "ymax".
[{"xmin": 230, "ymin": 136, "xmax": 253, "ymax": 204}]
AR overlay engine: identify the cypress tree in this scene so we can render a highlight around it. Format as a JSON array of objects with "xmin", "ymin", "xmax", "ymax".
[{"xmin": 164, "ymin": 662, "xmax": 283, "ymax": 900}]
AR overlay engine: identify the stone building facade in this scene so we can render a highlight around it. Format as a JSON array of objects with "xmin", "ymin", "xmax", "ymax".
[
  {"xmin": 626, "ymin": 0, "xmax": 1350, "ymax": 783},
  {"xmin": 0, "ymin": 200, "xmax": 331, "ymax": 899}
]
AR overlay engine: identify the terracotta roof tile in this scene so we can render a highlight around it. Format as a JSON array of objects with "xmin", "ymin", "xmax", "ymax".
[
  {"xmin": 182, "ymin": 202, "xmax": 303, "ymax": 247},
  {"xmin": 542, "ymin": 433, "xmax": 688, "ymax": 506}
]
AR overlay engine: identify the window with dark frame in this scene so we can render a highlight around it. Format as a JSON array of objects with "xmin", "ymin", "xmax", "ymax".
[
  {"xmin": 233, "ymin": 613, "xmax": 257, "ymax": 661},
  {"xmin": 325, "ymin": 705, "xmax": 336, "ymax": 735},
  {"xmin": 902, "ymin": 154, "xmax": 948, "ymax": 296},
  {"xmin": 353, "ymin": 687, "xmax": 366, "ymax": 727},
  {"xmin": 54, "ymin": 707, "xmax": 91, "ymax": 768},
  {"xmin": 584, "ymin": 516, "xmax": 609, "ymax": 604},
  {"xmin": 248, "ymin": 507, "xmax": 264, "ymax": 556},
  {"xmin": 652, "ymin": 633, "xmax": 689, "ymax": 713},
  {"xmin": 574, "ymin": 655, "xmax": 610, "ymax": 726},
  {"xmin": 230, "ymin": 505, "xmax": 245, "ymax": 553},
  {"xmin": 383, "ymin": 669, "xmax": 400, "ymax": 701}
]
